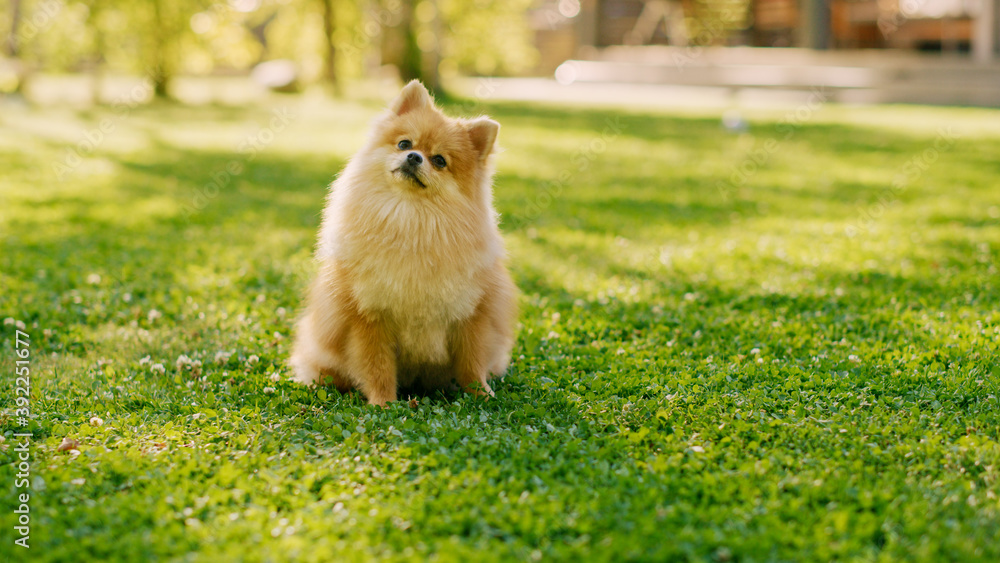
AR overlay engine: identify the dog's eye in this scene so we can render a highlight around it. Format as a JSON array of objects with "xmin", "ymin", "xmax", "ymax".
[
  {"xmin": 397, "ymin": 140, "xmax": 412, "ymax": 150},
  {"xmin": 431, "ymin": 155, "xmax": 447, "ymax": 169}
]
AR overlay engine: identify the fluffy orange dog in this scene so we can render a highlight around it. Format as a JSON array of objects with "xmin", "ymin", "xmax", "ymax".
[{"xmin": 290, "ymin": 80, "xmax": 517, "ymax": 406}]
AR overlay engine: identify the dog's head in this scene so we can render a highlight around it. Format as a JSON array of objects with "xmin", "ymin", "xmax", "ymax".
[{"xmin": 365, "ymin": 80, "xmax": 499, "ymax": 200}]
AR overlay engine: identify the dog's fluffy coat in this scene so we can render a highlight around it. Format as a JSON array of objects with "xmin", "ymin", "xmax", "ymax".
[{"xmin": 290, "ymin": 80, "xmax": 517, "ymax": 405}]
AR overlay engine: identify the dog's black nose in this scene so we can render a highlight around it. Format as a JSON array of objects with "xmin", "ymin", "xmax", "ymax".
[{"xmin": 407, "ymin": 152, "xmax": 423, "ymax": 166}]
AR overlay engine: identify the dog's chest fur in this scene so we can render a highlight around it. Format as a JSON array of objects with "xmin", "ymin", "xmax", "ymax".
[{"xmin": 321, "ymin": 190, "xmax": 500, "ymax": 364}]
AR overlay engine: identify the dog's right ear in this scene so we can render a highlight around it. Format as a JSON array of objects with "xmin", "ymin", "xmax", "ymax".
[
  {"xmin": 391, "ymin": 80, "xmax": 432, "ymax": 116},
  {"xmin": 467, "ymin": 118, "xmax": 500, "ymax": 161}
]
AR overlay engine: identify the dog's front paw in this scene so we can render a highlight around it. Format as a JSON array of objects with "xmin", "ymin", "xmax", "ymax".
[{"xmin": 462, "ymin": 380, "xmax": 494, "ymax": 399}]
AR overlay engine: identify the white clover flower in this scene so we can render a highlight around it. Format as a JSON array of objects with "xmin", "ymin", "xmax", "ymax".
[
  {"xmin": 214, "ymin": 351, "xmax": 232, "ymax": 364},
  {"xmin": 750, "ymin": 348, "xmax": 761, "ymax": 356},
  {"xmin": 246, "ymin": 354, "xmax": 260, "ymax": 365},
  {"xmin": 139, "ymin": 355, "xmax": 151, "ymax": 366},
  {"xmin": 263, "ymin": 387, "xmax": 276, "ymax": 394},
  {"xmin": 3, "ymin": 318, "xmax": 14, "ymax": 326},
  {"xmin": 147, "ymin": 309, "xmax": 162, "ymax": 322},
  {"xmin": 86, "ymin": 273, "xmax": 101, "ymax": 285},
  {"xmin": 150, "ymin": 363, "xmax": 166, "ymax": 374}
]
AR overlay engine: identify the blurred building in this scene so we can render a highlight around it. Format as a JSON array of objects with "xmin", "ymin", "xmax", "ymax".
[
  {"xmin": 529, "ymin": 0, "xmax": 1000, "ymax": 105},
  {"xmin": 533, "ymin": 0, "xmax": 996, "ymax": 57}
]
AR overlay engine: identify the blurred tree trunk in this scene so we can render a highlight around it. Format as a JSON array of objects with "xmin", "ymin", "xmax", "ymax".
[
  {"xmin": 90, "ymin": 0, "xmax": 107, "ymax": 104},
  {"xmin": 7, "ymin": 0, "xmax": 28, "ymax": 95},
  {"xmin": 421, "ymin": 0, "xmax": 440, "ymax": 92},
  {"xmin": 320, "ymin": 0, "xmax": 337, "ymax": 88},
  {"xmin": 399, "ymin": 0, "xmax": 421, "ymax": 83},
  {"xmin": 6, "ymin": 0, "xmax": 22, "ymax": 56},
  {"xmin": 382, "ymin": 0, "xmax": 423, "ymax": 84},
  {"xmin": 151, "ymin": 0, "xmax": 173, "ymax": 98}
]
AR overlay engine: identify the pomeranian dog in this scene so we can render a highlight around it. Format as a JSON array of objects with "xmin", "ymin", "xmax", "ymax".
[{"xmin": 290, "ymin": 80, "xmax": 518, "ymax": 406}]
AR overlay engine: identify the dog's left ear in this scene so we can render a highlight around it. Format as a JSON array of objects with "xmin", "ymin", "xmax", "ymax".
[
  {"xmin": 467, "ymin": 118, "xmax": 499, "ymax": 161},
  {"xmin": 391, "ymin": 80, "xmax": 432, "ymax": 116}
]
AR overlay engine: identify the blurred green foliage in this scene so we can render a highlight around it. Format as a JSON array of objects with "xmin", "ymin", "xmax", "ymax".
[
  {"xmin": 436, "ymin": 0, "xmax": 537, "ymax": 76},
  {"xmin": 0, "ymin": 0, "xmax": 539, "ymax": 92}
]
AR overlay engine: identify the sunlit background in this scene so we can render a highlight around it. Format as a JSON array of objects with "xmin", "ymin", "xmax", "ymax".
[{"xmin": 1, "ymin": 0, "xmax": 998, "ymax": 106}]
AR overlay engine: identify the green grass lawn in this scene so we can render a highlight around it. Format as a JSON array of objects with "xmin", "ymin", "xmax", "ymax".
[{"xmin": 1, "ymin": 91, "xmax": 999, "ymax": 562}]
